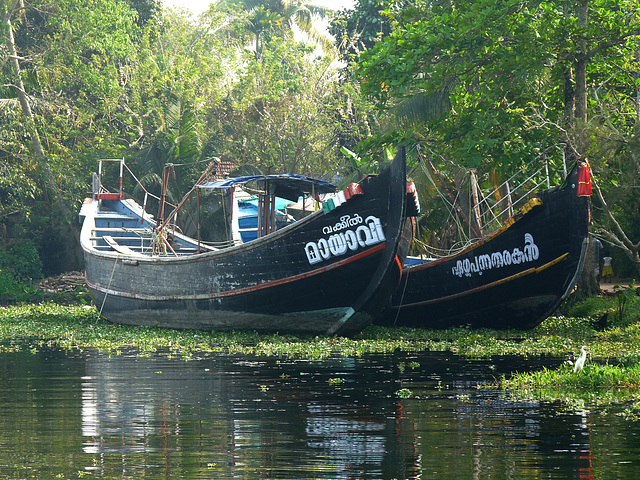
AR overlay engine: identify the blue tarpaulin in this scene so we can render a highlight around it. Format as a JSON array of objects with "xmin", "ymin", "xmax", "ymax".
[{"xmin": 198, "ymin": 174, "xmax": 337, "ymax": 202}]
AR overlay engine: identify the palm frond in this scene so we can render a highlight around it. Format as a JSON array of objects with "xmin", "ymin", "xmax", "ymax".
[
  {"xmin": 385, "ymin": 91, "xmax": 452, "ymax": 131},
  {"xmin": 0, "ymin": 98, "xmax": 20, "ymax": 112}
]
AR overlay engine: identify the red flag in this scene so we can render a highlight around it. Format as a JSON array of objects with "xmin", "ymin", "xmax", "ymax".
[{"xmin": 577, "ymin": 159, "xmax": 592, "ymax": 196}]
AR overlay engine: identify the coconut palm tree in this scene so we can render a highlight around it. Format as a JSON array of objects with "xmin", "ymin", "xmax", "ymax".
[
  {"xmin": 246, "ymin": 6, "xmax": 283, "ymax": 59},
  {"xmin": 220, "ymin": 0, "xmax": 333, "ymax": 54},
  {"xmin": 134, "ymin": 92, "xmax": 202, "ymax": 216}
]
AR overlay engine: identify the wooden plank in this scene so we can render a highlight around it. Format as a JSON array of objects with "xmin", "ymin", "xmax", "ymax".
[{"xmin": 103, "ymin": 235, "xmax": 139, "ymax": 256}]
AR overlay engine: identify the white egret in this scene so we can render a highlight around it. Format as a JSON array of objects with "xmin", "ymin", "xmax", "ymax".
[{"xmin": 573, "ymin": 345, "xmax": 587, "ymax": 373}]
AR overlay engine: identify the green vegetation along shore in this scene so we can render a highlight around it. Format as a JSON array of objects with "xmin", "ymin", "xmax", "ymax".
[{"xmin": 2, "ymin": 284, "xmax": 640, "ymax": 416}]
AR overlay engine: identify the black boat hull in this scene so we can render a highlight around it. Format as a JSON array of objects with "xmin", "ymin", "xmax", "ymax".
[
  {"xmin": 379, "ymin": 163, "xmax": 590, "ymax": 330},
  {"xmin": 82, "ymin": 151, "xmax": 410, "ymax": 335}
]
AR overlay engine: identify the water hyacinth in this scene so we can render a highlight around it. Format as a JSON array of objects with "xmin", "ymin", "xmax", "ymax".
[
  {"xmin": 0, "ymin": 303, "xmax": 639, "ymax": 361},
  {"xmin": 2, "ymin": 299, "xmax": 640, "ymax": 414},
  {"xmin": 497, "ymin": 363, "xmax": 640, "ymax": 418}
]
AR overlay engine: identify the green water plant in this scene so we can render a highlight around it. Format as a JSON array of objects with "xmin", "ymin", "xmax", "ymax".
[
  {"xmin": 396, "ymin": 388, "xmax": 413, "ymax": 399},
  {"xmin": 2, "ymin": 301, "xmax": 640, "ymax": 413},
  {"xmin": 1, "ymin": 303, "xmax": 639, "ymax": 361},
  {"xmin": 501, "ymin": 363, "xmax": 640, "ymax": 391},
  {"xmin": 497, "ymin": 363, "xmax": 640, "ymax": 416}
]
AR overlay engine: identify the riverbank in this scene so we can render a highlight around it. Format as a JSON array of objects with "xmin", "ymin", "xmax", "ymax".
[
  {"xmin": 1, "ymin": 295, "xmax": 638, "ymax": 361},
  {"xmin": 2, "ymin": 287, "xmax": 640, "ymax": 414},
  {"xmin": 598, "ymin": 280, "xmax": 637, "ymax": 294}
]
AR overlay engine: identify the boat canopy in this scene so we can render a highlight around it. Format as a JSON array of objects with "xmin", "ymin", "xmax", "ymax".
[{"xmin": 198, "ymin": 174, "xmax": 337, "ymax": 202}]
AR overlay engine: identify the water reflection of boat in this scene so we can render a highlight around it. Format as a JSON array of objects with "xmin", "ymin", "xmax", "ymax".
[
  {"xmin": 77, "ymin": 350, "xmax": 600, "ymax": 479},
  {"xmin": 378, "ymin": 160, "xmax": 591, "ymax": 330},
  {"xmin": 79, "ymin": 150, "xmax": 413, "ymax": 335},
  {"xmin": 79, "ymin": 351, "xmax": 413, "ymax": 478}
]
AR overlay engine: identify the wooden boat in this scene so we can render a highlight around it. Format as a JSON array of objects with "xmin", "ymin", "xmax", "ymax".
[
  {"xmin": 79, "ymin": 150, "xmax": 413, "ymax": 335},
  {"xmin": 377, "ymin": 160, "xmax": 591, "ymax": 330}
]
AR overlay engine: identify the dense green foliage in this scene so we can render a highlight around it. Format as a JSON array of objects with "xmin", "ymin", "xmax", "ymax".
[
  {"xmin": 0, "ymin": 240, "xmax": 42, "ymax": 302},
  {"xmin": 350, "ymin": 0, "xmax": 640, "ymax": 273},
  {"xmin": 1, "ymin": 0, "xmax": 640, "ymax": 283},
  {"xmin": 0, "ymin": 0, "xmax": 374, "ymax": 276},
  {"xmin": 356, "ymin": 0, "xmax": 640, "ymax": 165},
  {"xmin": 329, "ymin": 0, "xmax": 393, "ymax": 63}
]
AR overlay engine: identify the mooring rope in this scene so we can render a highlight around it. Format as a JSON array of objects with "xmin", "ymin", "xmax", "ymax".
[
  {"xmin": 98, "ymin": 256, "xmax": 119, "ymax": 320},
  {"xmin": 392, "ymin": 273, "xmax": 410, "ymax": 327}
]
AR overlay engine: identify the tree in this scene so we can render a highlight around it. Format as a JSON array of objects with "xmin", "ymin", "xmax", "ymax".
[
  {"xmin": 125, "ymin": 0, "xmax": 161, "ymax": 25},
  {"xmin": 328, "ymin": 0, "xmax": 395, "ymax": 64},
  {"xmin": 115, "ymin": 7, "xmax": 240, "ymax": 206},
  {"xmin": 1, "ymin": 0, "xmax": 140, "ymax": 272},
  {"xmin": 354, "ymin": 0, "xmax": 640, "ymax": 279},
  {"xmin": 246, "ymin": 5, "xmax": 283, "ymax": 59},
  {"xmin": 4, "ymin": 0, "xmax": 140, "ymax": 161},
  {"xmin": 203, "ymin": 36, "xmax": 363, "ymax": 178},
  {"xmin": 219, "ymin": 0, "xmax": 333, "ymax": 54},
  {"xmin": 2, "ymin": 0, "xmax": 49, "ymax": 186},
  {"xmin": 356, "ymin": 0, "xmax": 639, "ymax": 165}
]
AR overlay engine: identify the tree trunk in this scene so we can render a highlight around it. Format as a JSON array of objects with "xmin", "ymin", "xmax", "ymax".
[
  {"xmin": 3, "ymin": 2, "xmax": 46, "ymax": 163},
  {"xmin": 563, "ymin": 67, "xmax": 575, "ymax": 127},
  {"xmin": 3, "ymin": 0, "xmax": 81, "ymax": 272},
  {"xmin": 566, "ymin": 0, "xmax": 594, "ymax": 298},
  {"xmin": 575, "ymin": 0, "xmax": 589, "ymax": 124},
  {"xmin": 575, "ymin": 234, "xmax": 600, "ymax": 298},
  {"xmin": 3, "ymin": 2, "xmax": 71, "ymax": 216}
]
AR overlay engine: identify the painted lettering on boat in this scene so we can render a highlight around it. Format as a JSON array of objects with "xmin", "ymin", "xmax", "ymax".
[
  {"xmin": 451, "ymin": 233, "xmax": 539, "ymax": 277},
  {"xmin": 322, "ymin": 214, "xmax": 364, "ymax": 235},
  {"xmin": 305, "ymin": 215, "xmax": 385, "ymax": 264}
]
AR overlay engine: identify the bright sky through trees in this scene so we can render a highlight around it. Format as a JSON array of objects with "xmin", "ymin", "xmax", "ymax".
[{"xmin": 162, "ymin": 0, "xmax": 354, "ymax": 16}]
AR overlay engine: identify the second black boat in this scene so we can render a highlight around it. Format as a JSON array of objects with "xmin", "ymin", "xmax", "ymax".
[{"xmin": 379, "ymin": 159, "xmax": 591, "ymax": 330}]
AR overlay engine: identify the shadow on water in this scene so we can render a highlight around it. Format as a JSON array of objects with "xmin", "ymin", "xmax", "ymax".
[{"xmin": 0, "ymin": 347, "xmax": 638, "ymax": 479}]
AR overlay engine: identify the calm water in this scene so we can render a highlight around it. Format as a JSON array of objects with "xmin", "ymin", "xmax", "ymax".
[{"xmin": 0, "ymin": 346, "xmax": 638, "ymax": 479}]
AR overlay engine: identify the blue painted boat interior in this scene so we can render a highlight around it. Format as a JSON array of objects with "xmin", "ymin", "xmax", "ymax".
[
  {"xmin": 91, "ymin": 199, "xmax": 200, "ymax": 254},
  {"xmin": 237, "ymin": 199, "xmax": 293, "ymax": 243}
]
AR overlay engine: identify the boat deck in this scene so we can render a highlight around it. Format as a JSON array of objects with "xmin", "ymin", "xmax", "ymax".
[{"xmin": 90, "ymin": 201, "xmax": 203, "ymax": 256}]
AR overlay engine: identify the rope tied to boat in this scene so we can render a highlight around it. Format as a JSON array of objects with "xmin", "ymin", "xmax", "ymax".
[
  {"xmin": 152, "ymin": 228, "xmax": 168, "ymax": 256},
  {"xmin": 98, "ymin": 256, "xmax": 119, "ymax": 321}
]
